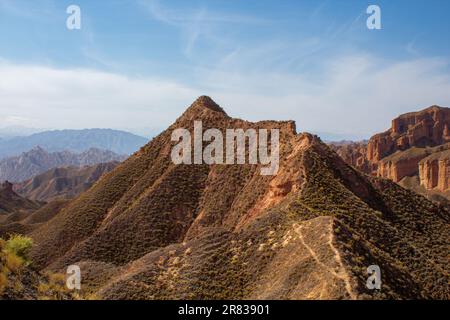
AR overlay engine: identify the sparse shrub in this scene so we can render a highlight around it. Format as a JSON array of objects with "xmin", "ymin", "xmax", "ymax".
[
  {"xmin": 38, "ymin": 273, "xmax": 69, "ymax": 300},
  {"xmin": 4, "ymin": 251, "xmax": 24, "ymax": 272},
  {"xmin": 4, "ymin": 234, "xmax": 33, "ymax": 265}
]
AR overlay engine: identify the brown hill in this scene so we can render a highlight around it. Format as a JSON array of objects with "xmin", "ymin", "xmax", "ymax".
[
  {"xmin": 0, "ymin": 181, "xmax": 41, "ymax": 216},
  {"xmin": 27, "ymin": 97, "xmax": 449, "ymax": 300},
  {"xmin": 14, "ymin": 162, "xmax": 119, "ymax": 202},
  {"xmin": 0, "ymin": 181, "xmax": 45, "ymax": 238},
  {"xmin": 0, "ymin": 200, "xmax": 69, "ymax": 239}
]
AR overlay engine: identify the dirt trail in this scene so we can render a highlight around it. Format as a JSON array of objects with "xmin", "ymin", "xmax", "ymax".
[{"xmin": 293, "ymin": 222, "xmax": 357, "ymax": 300}]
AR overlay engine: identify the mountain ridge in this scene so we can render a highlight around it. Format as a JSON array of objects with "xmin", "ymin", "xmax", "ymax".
[{"xmin": 21, "ymin": 97, "xmax": 448, "ymax": 300}]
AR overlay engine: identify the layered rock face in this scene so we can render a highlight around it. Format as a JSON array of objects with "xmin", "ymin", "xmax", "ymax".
[
  {"xmin": 377, "ymin": 155, "xmax": 425, "ymax": 182},
  {"xmin": 419, "ymin": 150, "xmax": 450, "ymax": 191},
  {"xmin": 375, "ymin": 145, "xmax": 449, "ymax": 183},
  {"xmin": 331, "ymin": 106, "xmax": 449, "ymax": 203},
  {"xmin": 367, "ymin": 106, "xmax": 450, "ymax": 162}
]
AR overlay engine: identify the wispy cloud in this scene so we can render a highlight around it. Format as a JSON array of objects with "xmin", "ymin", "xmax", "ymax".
[
  {"xmin": 1, "ymin": 55, "xmax": 449, "ymax": 139},
  {"xmin": 0, "ymin": 60, "xmax": 200, "ymax": 134},
  {"xmin": 0, "ymin": 115, "xmax": 38, "ymax": 128},
  {"xmin": 139, "ymin": 0, "xmax": 269, "ymax": 56}
]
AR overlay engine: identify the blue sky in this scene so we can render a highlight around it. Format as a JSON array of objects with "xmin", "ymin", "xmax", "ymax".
[{"xmin": 0, "ymin": 0, "xmax": 450, "ymax": 139}]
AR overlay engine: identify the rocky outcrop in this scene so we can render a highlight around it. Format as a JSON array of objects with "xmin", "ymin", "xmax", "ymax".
[
  {"xmin": 419, "ymin": 150, "xmax": 450, "ymax": 191},
  {"xmin": 368, "ymin": 106, "xmax": 450, "ymax": 162},
  {"xmin": 377, "ymin": 155, "xmax": 424, "ymax": 182},
  {"xmin": 330, "ymin": 106, "xmax": 450, "ymax": 204},
  {"xmin": 376, "ymin": 144, "xmax": 450, "ymax": 184}
]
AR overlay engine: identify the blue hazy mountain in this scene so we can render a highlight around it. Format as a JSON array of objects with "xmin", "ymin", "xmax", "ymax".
[{"xmin": 0, "ymin": 129, "xmax": 148, "ymax": 159}]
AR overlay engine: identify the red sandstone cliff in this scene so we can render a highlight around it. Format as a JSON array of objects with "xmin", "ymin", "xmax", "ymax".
[
  {"xmin": 367, "ymin": 106, "xmax": 450, "ymax": 162},
  {"xmin": 377, "ymin": 152, "xmax": 426, "ymax": 182},
  {"xmin": 419, "ymin": 150, "xmax": 450, "ymax": 192},
  {"xmin": 330, "ymin": 106, "xmax": 450, "ymax": 203}
]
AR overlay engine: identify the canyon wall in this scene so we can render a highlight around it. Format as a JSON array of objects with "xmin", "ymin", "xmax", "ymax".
[
  {"xmin": 377, "ymin": 154, "xmax": 427, "ymax": 183},
  {"xmin": 367, "ymin": 106, "xmax": 450, "ymax": 162},
  {"xmin": 419, "ymin": 150, "xmax": 450, "ymax": 192},
  {"xmin": 331, "ymin": 106, "xmax": 449, "ymax": 201}
]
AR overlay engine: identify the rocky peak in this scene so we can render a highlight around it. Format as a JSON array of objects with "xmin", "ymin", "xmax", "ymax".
[
  {"xmin": 174, "ymin": 96, "xmax": 229, "ymax": 125},
  {"xmin": 189, "ymin": 96, "xmax": 227, "ymax": 115}
]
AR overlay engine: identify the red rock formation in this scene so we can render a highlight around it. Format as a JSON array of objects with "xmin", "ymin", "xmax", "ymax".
[
  {"xmin": 330, "ymin": 106, "xmax": 449, "ymax": 203},
  {"xmin": 444, "ymin": 124, "xmax": 450, "ymax": 143},
  {"xmin": 368, "ymin": 106, "xmax": 450, "ymax": 162},
  {"xmin": 419, "ymin": 150, "xmax": 450, "ymax": 191},
  {"xmin": 377, "ymin": 154, "xmax": 426, "ymax": 182}
]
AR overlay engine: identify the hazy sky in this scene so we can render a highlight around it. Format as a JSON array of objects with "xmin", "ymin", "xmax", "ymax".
[{"xmin": 1, "ymin": 0, "xmax": 450, "ymax": 139}]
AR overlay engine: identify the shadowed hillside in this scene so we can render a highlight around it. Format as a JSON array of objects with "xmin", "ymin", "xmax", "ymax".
[{"xmin": 0, "ymin": 182, "xmax": 41, "ymax": 216}]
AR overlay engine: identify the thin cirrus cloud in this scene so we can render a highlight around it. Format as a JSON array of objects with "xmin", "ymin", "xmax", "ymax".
[
  {"xmin": 138, "ymin": 0, "xmax": 270, "ymax": 57},
  {"xmin": 1, "ymin": 54, "xmax": 449, "ymax": 139}
]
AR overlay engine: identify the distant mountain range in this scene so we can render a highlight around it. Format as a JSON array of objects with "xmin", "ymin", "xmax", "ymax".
[
  {"xmin": 0, "ymin": 147, "xmax": 126, "ymax": 183},
  {"xmin": 0, "ymin": 129, "xmax": 148, "ymax": 159},
  {"xmin": 15, "ymin": 162, "xmax": 119, "ymax": 202}
]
